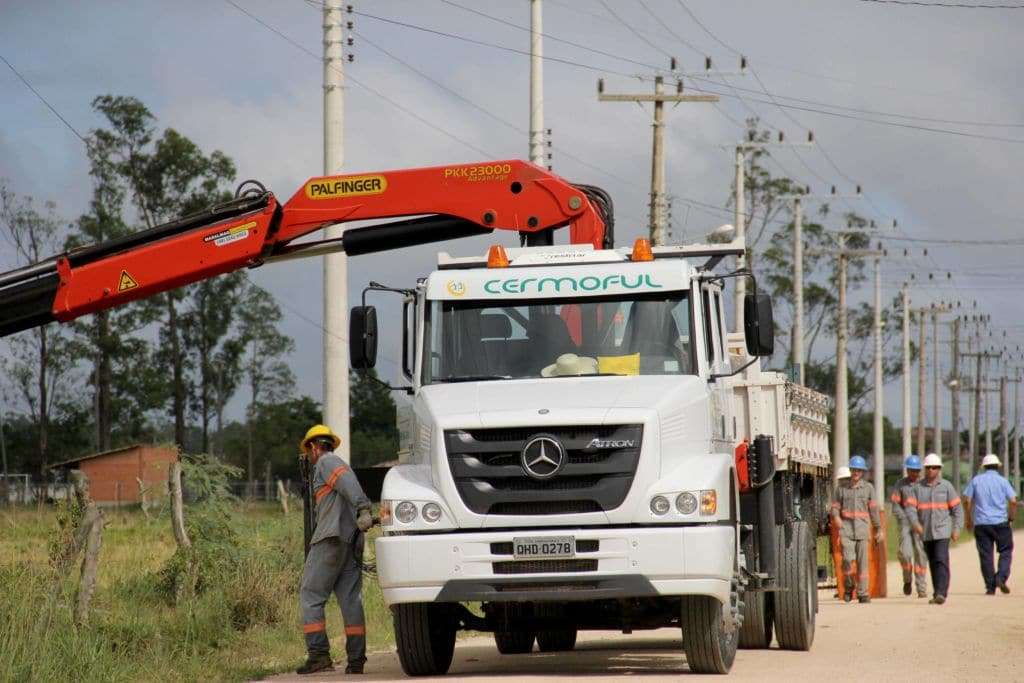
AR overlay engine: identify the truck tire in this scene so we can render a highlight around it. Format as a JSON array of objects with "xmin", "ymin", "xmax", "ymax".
[
  {"xmin": 738, "ymin": 588, "xmax": 773, "ymax": 649},
  {"xmin": 773, "ymin": 520, "xmax": 815, "ymax": 651},
  {"xmin": 393, "ymin": 603, "xmax": 456, "ymax": 676},
  {"xmin": 680, "ymin": 595, "xmax": 739, "ymax": 674},
  {"xmin": 494, "ymin": 629, "xmax": 536, "ymax": 654},
  {"xmin": 536, "ymin": 629, "xmax": 577, "ymax": 652}
]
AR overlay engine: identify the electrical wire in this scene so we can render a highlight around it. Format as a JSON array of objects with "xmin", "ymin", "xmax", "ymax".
[
  {"xmin": 0, "ymin": 53, "xmax": 89, "ymax": 146},
  {"xmin": 857, "ymin": 0, "xmax": 1024, "ymax": 7}
]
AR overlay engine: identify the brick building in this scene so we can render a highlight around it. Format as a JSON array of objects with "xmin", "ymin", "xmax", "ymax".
[{"xmin": 51, "ymin": 444, "xmax": 178, "ymax": 506}]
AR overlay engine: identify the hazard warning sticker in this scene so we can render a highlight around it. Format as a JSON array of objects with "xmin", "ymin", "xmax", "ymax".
[
  {"xmin": 204, "ymin": 221, "xmax": 257, "ymax": 247},
  {"xmin": 117, "ymin": 270, "xmax": 138, "ymax": 292}
]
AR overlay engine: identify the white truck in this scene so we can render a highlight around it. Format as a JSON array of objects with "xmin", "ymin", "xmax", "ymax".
[{"xmin": 350, "ymin": 238, "xmax": 832, "ymax": 676}]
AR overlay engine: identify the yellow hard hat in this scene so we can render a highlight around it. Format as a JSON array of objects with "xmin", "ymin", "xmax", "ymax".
[{"xmin": 300, "ymin": 424, "xmax": 341, "ymax": 452}]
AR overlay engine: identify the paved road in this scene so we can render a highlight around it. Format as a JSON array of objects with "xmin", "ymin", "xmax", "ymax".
[{"xmin": 270, "ymin": 530, "xmax": 1023, "ymax": 682}]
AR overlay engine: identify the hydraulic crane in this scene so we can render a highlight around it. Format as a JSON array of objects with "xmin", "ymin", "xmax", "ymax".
[{"xmin": 0, "ymin": 160, "xmax": 613, "ymax": 337}]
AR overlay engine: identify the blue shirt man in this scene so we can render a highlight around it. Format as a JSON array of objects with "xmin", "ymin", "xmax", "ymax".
[{"xmin": 963, "ymin": 455, "xmax": 1018, "ymax": 595}]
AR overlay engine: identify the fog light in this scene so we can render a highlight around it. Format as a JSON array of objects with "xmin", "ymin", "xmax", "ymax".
[
  {"xmin": 422, "ymin": 502, "xmax": 442, "ymax": 523},
  {"xmin": 650, "ymin": 495, "xmax": 670, "ymax": 516},
  {"xmin": 676, "ymin": 491, "xmax": 698, "ymax": 515},
  {"xmin": 700, "ymin": 490, "xmax": 717, "ymax": 515},
  {"xmin": 395, "ymin": 501, "xmax": 418, "ymax": 523},
  {"xmin": 379, "ymin": 501, "xmax": 393, "ymax": 526}
]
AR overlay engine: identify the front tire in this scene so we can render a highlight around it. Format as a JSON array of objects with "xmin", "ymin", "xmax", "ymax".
[
  {"xmin": 393, "ymin": 603, "xmax": 456, "ymax": 676},
  {"xmin": 536, "ymin": 629, "xmax": 577, "ymax": 652},
  {"xmin": 680, "ymin": 595, "xmax": 739, "ymax": 674},
  {"xmin": 773, "ymin": 520, "xmax": 816, "ymax": 651}
]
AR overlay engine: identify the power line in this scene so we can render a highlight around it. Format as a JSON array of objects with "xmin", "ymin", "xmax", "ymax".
[
  {"xmin": 0, "ymin": 53, "xmax": 89, "ymax": 146},
  {"xmin": 858, "ymin": 0, "xmax": 1024, "ymax": 7}
]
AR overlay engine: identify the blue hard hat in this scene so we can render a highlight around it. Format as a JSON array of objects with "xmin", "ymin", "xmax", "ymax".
[
  {"xmin": 905, "ymin": 454, "xmax": 922, "ymax": 470},
  {"xmin": 849, "ymin": 455, "xmax": 868, "ymax": 470}
]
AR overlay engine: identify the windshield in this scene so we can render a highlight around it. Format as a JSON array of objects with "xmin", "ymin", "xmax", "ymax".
[{"xmin": 422, "ymin": 292, "xmax": 693, "ymax": 384}]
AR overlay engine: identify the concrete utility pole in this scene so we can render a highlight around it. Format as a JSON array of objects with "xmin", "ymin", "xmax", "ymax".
[
  {"xmin": 902, "ymin": 284, "xmax": 912, "ymax": 457},
  {"xmin": 598, "ymin": 67, "xmax": 718, "ymax": 247},
  {"xmin": 950, "ymin": 316, "xmax": 962, "ymax": 491},
  {"xmin": 807, "ymin": 233, "xmax": 881, "ymax": 479},
  {"xmin": 776, "ymin": 184, "xmax": 861, "ymax": 385},
  {"xmin": 729, "ymin": 133, "xmax": 815, "ymax": 335},
  {"xmin": 917, "ymin": 310, "xmax": 927, "ymax": 457},
  {"xmin": 872, "ymin": 250, "xmax": 885, "ymax": 493},
  {"xmin": 918, "ymin": 302, "xmax": 954, "ymax": 456},
  {"xmin": 322, "ymin": 0, "xmax": 351, "ymax": 461},
  {"xmin": 529, "ymin": 0, "xmax": 544, "ymax": 166},
  {"xmin": 1000, "ymin": 374, "xmax": 1010, "ymax": 473},
  {"xmin": 1015, "ymin": 366, "xmax": 1021, "ymax": 492},
  {"xmin": 964, "ymin": 344, "xmax": 997, "ymax": 472},
  {"xmin": 985, "ymin": 355, "xmax": 993, "ymax": 457}
]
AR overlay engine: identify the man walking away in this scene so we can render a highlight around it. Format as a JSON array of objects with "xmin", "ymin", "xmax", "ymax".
[
  {"xmin": 906, "ymin": 453, "xmax": 964, "ymax": 605},
  {"xmin": 963, "ymin": 454, "xmax": 1018, "ymax": 595},
  {"xmin": 297, "ymin": 424, "xmax": 374, "ymax": 675},
  {"xmin": 831, "ymin": 455, "xmax": 883, "ymax": 603},
  {"xmin": 891, "ymin": 454, "xmax": 928, "ymax": 598}
]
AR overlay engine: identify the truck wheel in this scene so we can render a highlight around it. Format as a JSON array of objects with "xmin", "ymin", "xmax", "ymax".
[
  {"xmin": 393, "ymin": 603, "xmax": 456, "ymax": 676},
  {"xmin": 680, "ymin": 595, "xmax": 739, "ymax": 674},
  {"xmin": 494, "ymin": 629, "xmax": 536, "ymax": 654},
  {"xmin": 773, "ymin": 520, "xmax": 815, "ymax": 651},
  {"xmin": 738, "ymin": 588, "xmax": 773, "ymax": 649},
  {"xmin": 536, "ymin": 629, "xmax": 577, "ymax": 652}
]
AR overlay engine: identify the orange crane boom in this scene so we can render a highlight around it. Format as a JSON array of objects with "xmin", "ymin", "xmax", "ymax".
[{"xmin": 0, "ymin": 160, "xmax": 612, "ymax": 337}]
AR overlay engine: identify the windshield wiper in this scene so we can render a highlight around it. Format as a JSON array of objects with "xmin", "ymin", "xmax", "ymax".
[
  {"xmin": 547, "ymin": 372, "xmax": 623, "ymax": 378},
  {"xmin": 434, "ymin": 374, "xmax": 512, "ymax": 383}
]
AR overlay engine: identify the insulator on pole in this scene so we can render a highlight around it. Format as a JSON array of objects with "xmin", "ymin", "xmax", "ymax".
[
  {"xmin": 597, "ymin": 79, "xmax": 604, "ymax": 94},
  {"xmin": 676, "ymin": 80, "xmax": 683, "ymax": 94},
  {"xmin": 778, "ymin": 131, "xmax": 784, "ymax": 142},
  {"xmin": 705, "ymin": 56, "xmax": 712, "ymax": 70},
  {"xmin": 831, "ymin": 185, "xmax": 837, "ymax": 195},
  {"xmin": 670, "ymin": 56, "xmax": 678, "ymax": 71},
  {"xmin": 856, "ymin": 184, "xmax": 862, "ymax": 195},
  {"xmin": 807, "ymin": 130, "xmax": 815, "ymax": 143},
  {"xmin": 740, "ymin": 55, "xmax": 747, "ymax": 70}
]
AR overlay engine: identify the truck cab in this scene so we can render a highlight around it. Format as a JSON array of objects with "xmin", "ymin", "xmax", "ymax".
[{"xmin": 351, "ymin": 239, "xmax": 829, "ymax": 676}]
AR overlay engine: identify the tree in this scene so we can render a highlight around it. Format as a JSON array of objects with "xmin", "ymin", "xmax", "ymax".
[
  {"xmin": 88, "ymin": 95, "xmax": 236, "ymax": 447},
  {"xmin": 0, "ymin": 184, "xmax": 79, "ymax": 475},
  {"xmin": 349, "ymin": 369, "xmax": 399, "ymax": 467},
  {"xmin": 237, "ymin": 282, "xmax": 295, "ymax": 494}
]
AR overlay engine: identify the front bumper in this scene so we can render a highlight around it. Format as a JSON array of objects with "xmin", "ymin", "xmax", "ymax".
[{"xmin": 376, "ymin": 524, "xmax": 735, "ymax": 605}]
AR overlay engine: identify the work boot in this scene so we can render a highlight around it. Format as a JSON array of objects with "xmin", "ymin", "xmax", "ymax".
[
  {"xmin": 928, "ymin": 595, "xmax": 946, "ymax": 605},
  {"xmin": 985, "ymin": 589, "xmax": 996, "ymax": 595},
  {"xmin": 903, "ymin": 580, "xmax": 912, "ymax": 596},
  {"xmin": 843, "ymin": 591, "xmax": 852, "ymax": 603},
  {"xmin": 345, "ymin": 659, "xmax": 366, "ymax": 674},
  {"xmin": 917, "ymin": 591, "xmax": 928, "ymax": 598},
  {"xmin": 858, "ymin": 595, "xmax": 871, "ymax": 604},
  {"xmin": 997, "ymin": 581, "xmax": 1010, "ymax": 594},
  {"xmin": 296, "ymin": 653, "xmax": 334, "ymax": 675}
]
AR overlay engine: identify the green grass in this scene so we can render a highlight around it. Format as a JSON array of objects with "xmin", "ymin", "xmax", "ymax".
[{"xmin": 0, "ymin": 503, "xmax": 393, "ymax": 682}]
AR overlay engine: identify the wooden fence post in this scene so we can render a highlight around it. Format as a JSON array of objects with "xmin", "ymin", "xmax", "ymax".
[
  {"xmin": 168, "ymin": 460, "xmax": 196, "ymax": 601},
  {"xmin": 73, "ymin": 507, "xmax": 104, "ymax": 625},
  {"xmin": 277, "ymin": 479, "xmax": 289, "ymax": 515}
]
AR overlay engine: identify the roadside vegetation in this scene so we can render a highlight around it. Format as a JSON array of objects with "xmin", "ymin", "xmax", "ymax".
[{"xmin": 0, "ymin": 498, "xmax": 392, "ymax": 682}]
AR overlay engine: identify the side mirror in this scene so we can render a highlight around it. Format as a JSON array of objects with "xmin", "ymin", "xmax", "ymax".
[
  {"xmin": 350, "ymin": 305, "xmax": 378, "ymax": 370},
  {"xmin": 743, "ymin": 293, "xmax": 775, "ymax": 357}
]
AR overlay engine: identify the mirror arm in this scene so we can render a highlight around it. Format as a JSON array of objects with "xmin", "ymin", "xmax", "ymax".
[{"xmin": 709, "ymin": 355, "xmax": 759, "ymax": 382}]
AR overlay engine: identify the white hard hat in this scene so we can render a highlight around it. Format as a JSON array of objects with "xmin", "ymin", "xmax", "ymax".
[
  {"xmin": 982, "ymin": 453, "xmax": 1001, "ymax": 468},
  {"xmin": 836, "ymin": 466, "xmax": 851, "ymax": 479},
  {"xmin": 923, "ymin": 453, "xmax": 942, "ymax": 468}
]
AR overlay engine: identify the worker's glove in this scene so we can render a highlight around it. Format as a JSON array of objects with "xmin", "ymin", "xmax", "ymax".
[{"xmin": 356, "ymin": 507, "xmax": 373, "ymax": 533}]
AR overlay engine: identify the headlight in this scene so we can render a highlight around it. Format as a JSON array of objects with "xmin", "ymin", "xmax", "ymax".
[
  {"xmin": 676, "ymin": 492, "xmax": 698, "ymax": 515},
  {"xmin": 650, "ymin": 495, "xmax": 670, "ymax": 516},
  {"xmin": 395, "ymin": 501, "xmax": 418, "ymax": 524},
  {"xmin": 700, "ymin": 490, "xmax": 717, "ymax": 516},
  {"xmin": 422, "ymin": 502, "xmax": 442, "ymax": 523}
]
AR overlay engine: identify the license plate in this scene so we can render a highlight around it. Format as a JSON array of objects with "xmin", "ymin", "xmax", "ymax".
[{"xmin": 512, "ymin": 536, "xmax": 575, "ymax": 560}]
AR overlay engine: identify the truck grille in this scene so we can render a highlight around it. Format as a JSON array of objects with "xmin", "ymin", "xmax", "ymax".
[
  {"xmin": 444, "ymin": 425, "xmax": 642, "ymax": 515},
  {"xmin": 493, "ymin": 559, "xmax": 598, "ymax": 574}
]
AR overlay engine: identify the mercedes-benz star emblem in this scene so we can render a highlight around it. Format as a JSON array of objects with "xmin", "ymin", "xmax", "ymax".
[{"xmin": 521, "ymin": 434, "xmax": 566, "ymax": 480}]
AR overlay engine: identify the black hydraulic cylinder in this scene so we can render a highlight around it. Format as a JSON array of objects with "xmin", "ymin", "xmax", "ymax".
[
  {"xmin": 752, "ymin": 434, "xmax": 777, "ymax": 579},
  {"xmin": 340, "ymin": 215, "xmax": 492, "ymax": 256}
]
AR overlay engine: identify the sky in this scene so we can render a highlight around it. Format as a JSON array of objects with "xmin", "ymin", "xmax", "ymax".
[{"xmin": 1, "ymin": 0, "xmax": 1022, "ymax": 434}]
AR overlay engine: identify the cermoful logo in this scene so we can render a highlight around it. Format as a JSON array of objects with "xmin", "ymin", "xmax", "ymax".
[
  {"xmin": 483, "ymin": 273, "xmax": 663, "ymax": 295},
  {"xmin": 585, "ymin": 438, "xmax": 637, "ymax": 450},
  {"xmin": 305, "ymin": 174, "xmax": 387, "ymax": 200}
]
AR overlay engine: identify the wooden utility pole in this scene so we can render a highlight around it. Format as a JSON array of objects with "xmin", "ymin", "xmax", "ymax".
[{"xmin": 598, "ymin": 65, "xmax": 718, "ymax": 247}]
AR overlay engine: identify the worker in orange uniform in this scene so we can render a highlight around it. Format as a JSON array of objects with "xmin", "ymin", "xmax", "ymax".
[
  {"xmin": 906, "ymin": 453, "xmax": 964, "ymax": 605},
  {"xmin": 296, "ymin": 425, "xmax": 374, "ymax": 675},
  {"xmin": 831, "ymin": 455, "xmax": 883, "ymax": 603},
  {"xmin": 891, "ymin": 454, "xmax": 929, "ymax": 597}
]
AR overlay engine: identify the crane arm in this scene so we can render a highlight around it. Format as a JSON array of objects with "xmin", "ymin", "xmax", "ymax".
[{"xmin": 0, "ymin": 160, "xmax": 610, "ymax": 337}]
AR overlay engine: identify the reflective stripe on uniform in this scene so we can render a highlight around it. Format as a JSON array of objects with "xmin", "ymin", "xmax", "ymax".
[
  {"xmin": 315, "ymin": 464, "xmax": 349, "ymax": 503},
  {"xmin": 917, "ymin": 500, "xmax": 960, "ymax": 510},
  {"xmin": 841, "ymin": 510, "xmax": 870, "ymax": 519},
  {"xmin": 345, "ymin": 624, "xmax": 366, "ymax": 636},
  {"xmin": 914, "ymin": 566, "xmax": 927, "ymax": 575},
  {"xmin": 303, "ymin": 621, "xmax": 326, "ymax": 634},
  {"xmin": 868, "ymin": 500, "xmax": 878, "ymax": 508},
  {"xmin": 891, "ymin": 492, "xmax": 901, "ymax": 503},
  {"xmin": 905, "ymin": 496, "xmax": 919, "ymax": 506}
]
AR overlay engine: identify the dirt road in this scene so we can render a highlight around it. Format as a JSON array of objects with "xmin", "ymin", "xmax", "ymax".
[{"xmin": 271, "ymin": 530, "xmax": 1023, "ymax": 682}]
